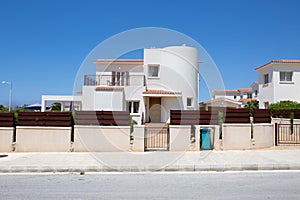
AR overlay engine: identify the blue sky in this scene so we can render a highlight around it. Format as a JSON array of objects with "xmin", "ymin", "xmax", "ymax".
[{"xmin": 0, "ymin": 0, "xmax": 300, "ymax": 106}]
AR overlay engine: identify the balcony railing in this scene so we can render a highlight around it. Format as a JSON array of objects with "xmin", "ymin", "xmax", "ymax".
[{"xmin": 84, "ymin": 75, "xmax": 146, "ymax": 86}]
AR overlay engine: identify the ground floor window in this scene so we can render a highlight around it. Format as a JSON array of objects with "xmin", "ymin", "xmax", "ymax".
[{"xmin": 128, "ymin": 101, "xmax": 139, "ymax": 113}]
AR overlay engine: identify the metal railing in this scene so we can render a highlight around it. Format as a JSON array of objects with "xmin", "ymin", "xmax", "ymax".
[
  {"xmin": 84, "ymin": 75, "xmax": 145, "ymax": 86},
  {"xmin": 276, "ymin": 124, "xmax": 300, "ymax": 145}
]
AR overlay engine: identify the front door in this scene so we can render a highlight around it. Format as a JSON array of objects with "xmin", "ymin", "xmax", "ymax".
[{"xmin": 149, "ymin": 98, "xmax": 161, "ymax": 123}]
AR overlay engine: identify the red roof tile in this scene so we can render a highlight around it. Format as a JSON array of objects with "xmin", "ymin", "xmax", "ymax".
[
  {"xmin": 143, "ymin": 90, "xmax": 182, "ymax": 95},
  {"xmin": 256, "ymin": 60, "xmax": 300, "ymax": 70},
  {"xmin": 238, "ymin": 88, "xmax": 252, "ymax": 93},
  {"xmin": 95, "ymin": 87, "xmax": 124, "ymax": 91}
]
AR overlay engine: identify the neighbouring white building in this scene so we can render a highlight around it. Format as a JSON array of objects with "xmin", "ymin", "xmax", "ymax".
[
  {"xmin": 199, "ymin": 87, "xmax": 255, "ymax": 110},
  {"xmin": 42, "ymin": 45, "xmax": 200, "ymax": 124},
  {"xmin": 255, "ymin": 60, "xmax": 300, "ymax": 108}
]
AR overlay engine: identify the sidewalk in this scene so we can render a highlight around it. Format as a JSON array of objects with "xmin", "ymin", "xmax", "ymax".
[{"xmin": 1, "ymin": 150, "xmax": 300, "ymax": 173}]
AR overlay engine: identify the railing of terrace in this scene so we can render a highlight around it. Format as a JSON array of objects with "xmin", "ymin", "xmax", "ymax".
[{"xmin": 84, "ymin": 75, "xmax": 145, "ymax": 86}]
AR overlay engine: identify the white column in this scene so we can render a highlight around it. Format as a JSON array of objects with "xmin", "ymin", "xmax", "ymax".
[{"xmin": 41, "ymin": 96, "xmax": 46, "ymax": 112}]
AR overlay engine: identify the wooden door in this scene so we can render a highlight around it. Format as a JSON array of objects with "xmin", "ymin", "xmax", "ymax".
[{"xmin": 149, "ymin": 98, "xmax": 161, "ymax": 123}]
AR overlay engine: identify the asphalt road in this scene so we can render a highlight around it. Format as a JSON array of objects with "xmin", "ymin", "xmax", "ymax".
[{"xmin": 1, "ymin": 171, "xmax": 300, "ymax": 199}]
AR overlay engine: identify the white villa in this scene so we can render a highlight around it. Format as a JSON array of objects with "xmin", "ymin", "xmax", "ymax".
[
  {"xmin": 255, "ymin": 60, "xmax": 300, "ymax": 108},
  {"xmin": 201, "ymin": 59, "xmax": 300, "ymax": 109},
  {"xmin": 42, "ymin": 45, "xmax": 200, "ymax": 124}
]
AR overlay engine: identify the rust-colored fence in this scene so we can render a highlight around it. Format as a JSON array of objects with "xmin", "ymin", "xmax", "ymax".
[
  {"xmin": 74, "ymin": 111, "xmax": 130, "ymax": 126},
  {"xmin": 253, "ymin": 109, "xmax": 271, "ymax": 123},
  {"xmin": 272, "ymin": 110, "xmax": 300, "ymax": 119},
  {"xmin": 0, "ymin": 113, "xmax": 14, "ymax": 127},
  {"xmin": 170, "ymin": 110, "xmax": 219, "ymax": 125},
  {"xmin": 223, "ymin": 108, "xmax": 251, "ymax": 123},
  {"xmin": 17, "ymin": 112, "xmax": 73, "ymax": 127}
]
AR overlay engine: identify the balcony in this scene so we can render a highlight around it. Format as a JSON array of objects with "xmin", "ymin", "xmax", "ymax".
[{"xmin": 84, "ymin": 75, "xmax": 146, "ymax": 86}]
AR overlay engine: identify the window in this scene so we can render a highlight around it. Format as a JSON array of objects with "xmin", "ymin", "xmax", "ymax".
[
  {"xmin": 247, "ymin": 93, "xmax": 252, "ymax": 98},
  {"xmin": 280, "ymin": 71, "xmax": 293, "ymax": 82},
  {"xmin": 255, "ymin": 90, "xmax": 258, "ymax": 97},
  {"xmin": 264, "ymin": 74, "xmax": 269, "ymax": 84},
  {"xmin": 148, "ymin": 65, "xmax": 159, "ymax": 78},
  {"xmin": 111, "ymin": 71, "xmax": 129, "ymax": 86},
  {"xmin": 234, "ymin": 96, "xmax": 237, "ymax": 99},
  {"xmin": 128, "ymin": 101, "xmax": 139, "ymax": 114},
  {"xmin": 187, "ymin": 97, "xmax": 193, "ymax": 107}
]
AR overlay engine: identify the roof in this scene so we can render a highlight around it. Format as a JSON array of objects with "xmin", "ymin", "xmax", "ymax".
[
  {"xmin": 212, "ymin": 90, "xmax": 239, "ymax": 95},
  {"xmin": 95, "ymin": 87, "xmax": 124, "ymax": 91},
  {"xmin": 94, "ymin": 59, "xmax": 144, "ymax": 63},
  {"xmin": 255, "ymin": 60, "xmax": 300, "ymax": 70},
  {"xmin": 143, "ymin": 89, "xmax": 182, "ymax": 95},
  {"xmin": 237, "ymin": 88, "xmax": 252, "ymax": 93},
  {"xmin": 239, "ymin": 98, "xmax": 257, "ymax": 103},
  {"xmin": 203, "ymin": 97, "xmax": 242, "ymax": 105}
]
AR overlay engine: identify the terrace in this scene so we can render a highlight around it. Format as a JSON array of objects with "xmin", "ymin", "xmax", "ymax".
[{"xmin": 84, "ymin": 74, "xmax": 146, "ymax": 86}]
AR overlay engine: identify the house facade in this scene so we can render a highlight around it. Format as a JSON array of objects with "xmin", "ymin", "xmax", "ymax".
[
  {"xmin": 42, "ymin": 45, "xmax": 200, "ymax": 124},
  {"xmin": 255, "ymin": 60, "xmax": 300, "ymax": 108}
]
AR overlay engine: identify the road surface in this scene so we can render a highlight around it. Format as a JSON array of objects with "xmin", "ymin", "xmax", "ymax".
[{"xmin": 1, "ymin": 171, "xmax": 300, "ymax": 199}]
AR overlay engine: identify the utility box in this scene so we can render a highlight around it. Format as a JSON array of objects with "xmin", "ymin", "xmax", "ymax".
[{"xmin": 200, "ymin": 128, "xmax": 211, "ymax": 150}]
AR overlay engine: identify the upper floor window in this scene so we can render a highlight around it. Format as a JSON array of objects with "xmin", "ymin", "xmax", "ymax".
[
  {"xmin": 280, "ymin": 71, "xmax": 293, "ymax": 82},
  {"xmin": 247, "ymin": 93, "xmax": 252, "ymax": 98},
  {"xmin": 111, "ymin": 71, "xmax": 129, "ymax": 86},
  {"xmin": 148, "ymin": 65, "xmax": 160, "ymax": 78},
  {"xmin": 187, "ymin": 97, "xmax": 193, "ymax": 107},
  {"xmin": 264, "ymin": 74, "xmax": 269, "ymax": 84}
]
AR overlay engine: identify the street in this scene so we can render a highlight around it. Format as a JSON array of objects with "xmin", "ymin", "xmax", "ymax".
[{"xmin": 1, "ymin": 171, "xmax": 300, "ymax": 199}]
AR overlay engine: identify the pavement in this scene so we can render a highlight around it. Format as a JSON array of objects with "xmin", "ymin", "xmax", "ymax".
[{"xmin": 1, "ymin": 149, "xmax": 300, "ymax": 173}]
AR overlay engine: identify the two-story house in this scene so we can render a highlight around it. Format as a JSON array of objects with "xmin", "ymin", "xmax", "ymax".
[
  {"xmin": 42, "ymin": 45, "xmax": 200, "ymax": 124},
  {"xmin": 255, "ymin": 60, "xmax": 300, "ymax": 108}
]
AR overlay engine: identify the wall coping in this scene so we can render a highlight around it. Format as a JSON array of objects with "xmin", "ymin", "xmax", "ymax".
[
  {"xmin": 222, "ymin": 124, "xmax": 252, "ymax": 127},
  {"xmin": 0, "ymin": 127, "xmax": 14, "ymax": 130},
  {"xmin": 74, "ymin": 125, "xmax": 130, "ymax": 129},
  {"xmin": 16, "ymin": 126, "xmax": 72, "ymax": 130}
]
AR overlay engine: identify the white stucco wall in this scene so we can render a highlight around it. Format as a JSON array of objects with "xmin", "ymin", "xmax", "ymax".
[
  {"xmin": 169, "ymin": 125, "xmax": 192, "ymax": 151},
  {"xmin": 161, "ymin": 97, "xmax": 182, "ymax": 123},
  {"xmin": 257, "ymin": 64, "xmax": 300, "ymax": 108},
  {"xmin": 252, "ymin": 124, "xmax": 274, "ymax": 149},
  {"xmin": 0, "ymin": 127, "xmax": 14, "ymax": 152},
  {"xmin": 82, "ymin": 86, "xmax": 95, "ymax": 110},
  {"xmin": 73, "ymin": 126, "xmax": 131, "ymax": 152},
  {"xmin": 144, "ymin": 46, "xmax": 199, "ymax": 110},
  {"xmin": 94, "ymin": 90, "xmax": 124, "ymax": 111},
  {"xmin": 15, "ymin": 127, "xmax": 71, "ymax": 152},
  {"xmin": 222, "ymin": 124, "xmax": 252, "ymax": 150},
  {"xmin": 131, "ymin": 125, "xmax": 144, "ymax": 152}
]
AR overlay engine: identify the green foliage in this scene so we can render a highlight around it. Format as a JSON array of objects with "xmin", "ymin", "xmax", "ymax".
[
  {"xmin": 244, "ymin": 100, "xmax": 259, "ymax": 116},
  {"xmin": 0, "ymin": 105, "xmax": 9, "ymax": 112},
  {"xmin": 50, "ymin": 103, "xmax": 61, "ymax": 111},
  {"xmin": 269, "ymin": 101, "xmax": 300, "ymax": 110}
]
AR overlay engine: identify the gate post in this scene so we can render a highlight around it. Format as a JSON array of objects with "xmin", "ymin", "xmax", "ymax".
[{"xmin": 275, "ymin": 123, "xmax": 278, "ymax": 146}]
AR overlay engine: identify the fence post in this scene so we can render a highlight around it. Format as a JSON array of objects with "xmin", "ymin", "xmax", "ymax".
[{"xmin": 275, "ymin": 123, "xmax": 278, "ymax": 146}]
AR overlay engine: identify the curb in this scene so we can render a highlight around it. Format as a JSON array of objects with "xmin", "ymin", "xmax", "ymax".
[{"xmin": 1, "ymin": 164, "xmax": 300, "ymax": 173}]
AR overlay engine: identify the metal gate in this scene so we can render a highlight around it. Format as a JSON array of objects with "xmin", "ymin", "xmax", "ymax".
[
  {"xmin": 276, "ymin": 123, "xmax": 300, "ymax": 145},
  {"xmin": 144, "ymin": 124, "xmax": 169, "ymax": 151}
]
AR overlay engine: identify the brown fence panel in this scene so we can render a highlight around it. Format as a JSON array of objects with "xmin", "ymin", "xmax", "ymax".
[
  {"xmin": 253, "ymin": 109, "xmax": 271, "ymax": 123},
  {"xmin": 170, "ymin": 110, "xmax": 218, "ymax": 125},
  {"xmin": 223, "ymin": 108, "xmax": 250, "ymax": 123},
  {"xmin": 0, "ymin": 113, "xmax": 14, "ymax": 127},
  {"xmin": 271, "ymin": 110, "xmax": 300, "ymax": 119},
  {"xmin": 17, "ymin": 112, "xmax": 72, "ymax": 127},
  {"xmin": 74, "ymin": 111, "xmax": 130, "ymax": 126}
]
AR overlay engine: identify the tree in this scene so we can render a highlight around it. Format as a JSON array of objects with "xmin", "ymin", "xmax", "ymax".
[
  {"xmin": 269, "ymin": 101, "xmax": 300, "ymax": 110},
  {"xmin": 244, "ymin": 100, "xmax": 259, "ymax": 116},
  {"xmin": 50, "ymin": 103, "xmax": 61, "ymax": 111}
]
